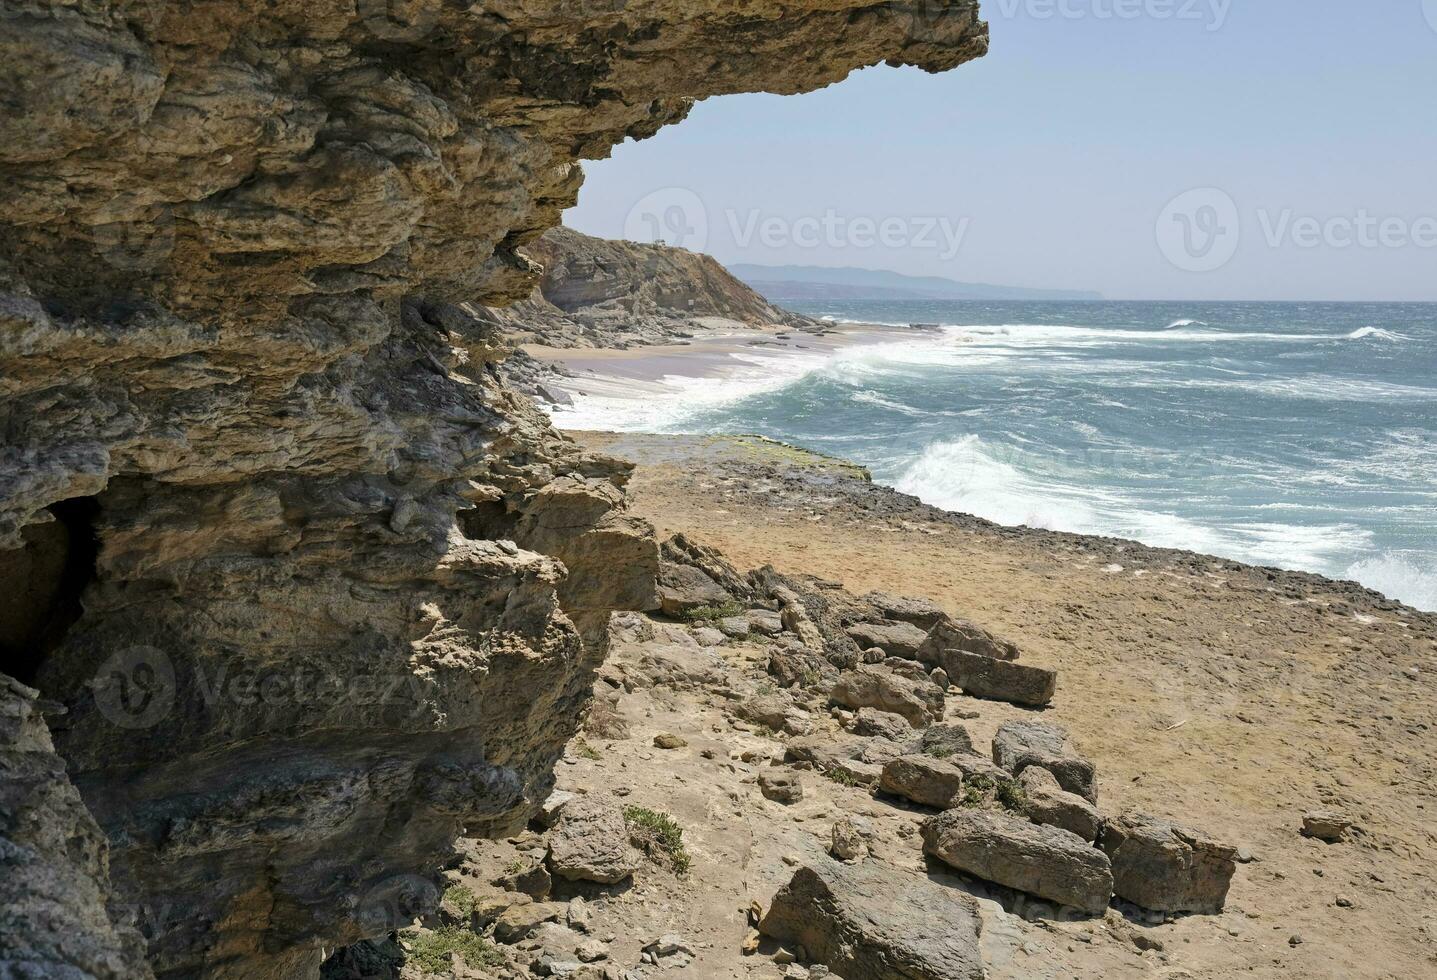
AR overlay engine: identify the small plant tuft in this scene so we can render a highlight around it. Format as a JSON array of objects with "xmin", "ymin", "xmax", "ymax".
[
  {"xmin": 995, "ymin": 780, "xmax": 1028, "ymax": 813},
  {"xmin": 571, "ymin": 736, "xmax": 602, "ymax": 761},
  {"xmin": 823, "ymin": 768, "xmax": 859, "ymax": 787},
  {"xmin": 441, "ymin": 884, "xmax": 477, "ymax": 916},
  {"xmin": 402, "ymin": 927, "xmax": 504, "ymax": 973},
  {"xmin": 683, "ymin": 600, "xmax": 744, "ymax": 622},
  {"xmin": 624, "ymin": 806, "xmax": 692, "ymax": 876}
]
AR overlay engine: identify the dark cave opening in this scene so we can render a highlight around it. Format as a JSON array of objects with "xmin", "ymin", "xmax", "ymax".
[{"xmin": 0, "ymin": 496, "xmax": 100, "ymax": 686}]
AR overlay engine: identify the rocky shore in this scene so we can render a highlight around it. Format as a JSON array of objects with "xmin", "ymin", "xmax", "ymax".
[{"xmin": 324, "ymin": 432, "xmax": 1436, "ymax": 979}]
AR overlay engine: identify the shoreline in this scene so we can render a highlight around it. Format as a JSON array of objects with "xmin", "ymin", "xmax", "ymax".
[{"xmin": 526, "ymin": 322, "xmax": 1435, "ymax": 614}]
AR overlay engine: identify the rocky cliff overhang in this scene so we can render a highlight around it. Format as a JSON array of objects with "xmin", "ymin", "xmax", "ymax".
[{"xmin": 0, "ymin": 2, "xmax": 987, "ymax": 977}]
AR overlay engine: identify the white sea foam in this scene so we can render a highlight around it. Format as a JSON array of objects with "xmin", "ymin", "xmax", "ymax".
[
  {"xmin": 1347, "ymin": 326, "xmax": 1409, "ymax": 341},
  {"xmin": 1344, "ymin": 554, "xmax": 1437, "ymax": 612},
  {"xmin": 1166, "ymin": 318, "xmax": 1207, "ymax": 328}
]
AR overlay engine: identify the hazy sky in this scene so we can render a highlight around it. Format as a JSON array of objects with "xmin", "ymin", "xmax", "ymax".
[{"xmin": 565, "ymin": 1, "xmax": 1437, "ymax": 301}]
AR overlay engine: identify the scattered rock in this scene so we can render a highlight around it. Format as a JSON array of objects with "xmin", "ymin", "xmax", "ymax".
[
  {"xmin": 537, "ymin": 790, "xmax": 576, "ymax": 829},
  {"xmin": 916, "ymin": 618, "xmax": 1021, "ymax": 665},
  {"xmin": 769, "ymin": 645, "xmax": 840, "ymax": 691},
  {"xmin": 1101, "ymin": 813, "xmax": 1238, "ymax": 914},
  {"xmin": 992, "ymin": 720, "xmax": 1098, "ymax": 803},
  {"xmin": 922, "ymin": 809, "xmax": 1114, "ymax": 915},
  {"xmin": 1302, "ymin": 810, "xmax": 1352, "ymax": 843},
  {"xmin": 748, "ymin": 609, "xmax": 786, "ymax": 636},
  {"xmin": 653, "ymin": 733, "xmax": 688, "ymax": 749},
  {"xmin": 861, "ymin": 592, "xmax": 952, "ymax": 631},
  {"xmin": 497, "ymin": 860, "xmax": 553, "ymax": 900},
  {"xmin": 830, "ymin": 665, "xmax": 940, "ymax": 728},
  {"xmin": 916, "ymin": 723, "xmax": 976, "ymax": 758},
  {"xmin": 494, "ymin": 901, "xmax": 566, "ymax": 943},
  {"xmin": 944, "ymin": 651, "xmax": 1056, "ymax": 707},
  {"xmin": 849, "ymin": 707, "xmax": 915, "ymax": 742},
  {"xmin": 785, "ymin": 736, "xmax": 883, "ymax": 786},
  {"xmin": 845, "ymin": 620, "xmax": 929, "ymax": 659},
  {"xmin": 760, "ymin": 858, "xmax": 985, "ymax": 980},
  {"xmin": 657, "ymin": 561, "xmax": 732, "ymax": 617},
  {"xmin": 1018, "ymin": 768, "xmax": 1103, "ymax": 843},
  {"xmin": 547, "ymin": 797, "xmax": 643, "ymax": 885},
  {"xmin": 880, "ymin": 755, "xmax": 968, "ymax": 810},
  {"xmin": 717, "ymin": 615, "xmax": 751, "ymax": 638},
  {"xmin": 760, "ymin": 771, "xmax": 805, "ymax": 805},
  {"xmin": 737, "ymin": 692, "xmax": 815, "ymax": 736}
]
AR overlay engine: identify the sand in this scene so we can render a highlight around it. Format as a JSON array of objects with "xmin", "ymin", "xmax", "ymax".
[{"xmin": 556, "ymin": 429, "xmax": 1437, "ymax": 979}]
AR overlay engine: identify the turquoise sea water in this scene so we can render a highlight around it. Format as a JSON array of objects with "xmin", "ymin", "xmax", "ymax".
[{"xmin": 555, "ymin": 301, "xmax": 1437, "ymax": 611}]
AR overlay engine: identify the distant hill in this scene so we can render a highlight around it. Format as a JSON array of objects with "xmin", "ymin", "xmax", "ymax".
[{"xmin": 727, "ymin": 264, "xmax": 1103, "ymax": 303}]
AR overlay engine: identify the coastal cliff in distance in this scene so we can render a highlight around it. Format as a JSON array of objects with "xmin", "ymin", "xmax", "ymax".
[
  {"xmin": 0, "ymin": 1, "xmax": 989, "ymax": 977},
  {"xmin": 480, "ymin": 227, "xmax": 818, "ymax": 350}
]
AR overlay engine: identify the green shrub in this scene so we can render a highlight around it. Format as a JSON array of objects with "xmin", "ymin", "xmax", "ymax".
[
  {"xmin": 402, "ymin": 927, "xmax": 504, "ymax": 973},
  {"xmin": 441, "ymin": 884, "xmax": 476, "ymax": 915},
  {"xmin": 571, "ymin": 736, "xmax": 602, "ymax": 761},
  {"xmin": 624, "ymin": 806, "xmax": 692, "ymax": 876},
  {"xmin": 683, "ymin": 600, "xmax": 744, "ymax": 622},
  {"xmin": 823, "ymin": 768, "xmax": 859, "ymax": 787}
]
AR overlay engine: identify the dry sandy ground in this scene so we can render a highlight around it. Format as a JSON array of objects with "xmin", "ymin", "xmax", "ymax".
[{"xmin": 554, "ymin": 430, "xmax": 1437, "ymax": 980}]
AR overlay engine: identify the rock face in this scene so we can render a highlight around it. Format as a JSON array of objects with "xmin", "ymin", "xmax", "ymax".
[
  {"xmin": 944, "ymin": 650, "xmax": 1057, "ymax": 707},
  {"xmin": 760, "ymin": 858, "xmax": 986, "ymax": 980},
  {"xmin": 1019, "ymin": 767, "xmax": 1103, "ymax": 843},
  {"xmin": 0, "ymin": 2, "xmax": 989, "ymax": 976},
  {"xmin": 0, "ymin": 676, "xmax": 153, "ymax": 980},
  {"xmin": 831, "ymin": 665, "xmax": 943, "ymax": 728},
  {"xmin": 922, "ymin": 809, "xmax": 1115, "ymax": 915},
  {"xmin": 1101, "ymin": 814, "xmax": 1238, "ymax": 913}
]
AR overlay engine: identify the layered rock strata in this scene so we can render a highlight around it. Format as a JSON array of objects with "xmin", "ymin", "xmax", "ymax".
[{"xmin": 0, "ymin": 1, "xmax": 988, "ymax": 977}]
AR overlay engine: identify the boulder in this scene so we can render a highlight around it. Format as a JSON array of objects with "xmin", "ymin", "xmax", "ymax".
[
  {"xmin": 945, "ymin": 651, "xmax": 1056, "ymax": 707},
  {"xmin": 747, "ymin": 608, "xmax": 785, "ymax": 636},
  {"xmin": 861, "ymin": 592, "xmax": 952, "ymax": 632},
  {"xmin": 660, "ymin": 532, "xmax": 751, "ymax": 599},
  {"xmin": 493, "ymin": 901, "xmax": 566, "ymax": 943},
  {"xmin": 916, "ymin": 618, "xmax": 1021, "ymax": 665},
  {"xmin": 845, "ymin": 620, "xmax": 929, "ymax": 659},
  {"xmin": 830, "ymin": 666, "xmax": 939, "ymax": 728},
  {"xmin": 768, "ymin": 644, "xmax": 839, "ymax": 691},
  {"xmin": 786, "ymin": 736, "xmax": 884, "ymax": 786},
  {"xmin": 917, "ymin": 723, "xmax": 976, "ymax": 758},
  {"xmin": 1018, "ymin": 768, "xmax": 1102, "ymax": 842},
  {"xmin": 879, "ymin": 755, "xmax": 966, "ymax": 810},
  {"xmin": 760, "ymin": 858, "xmax": 985, "ymax": 980},
  {"xmin": 992, "ymin": 720, "xmax": 1097, "ymax": 803},
  {"xmin": 546, "ymin": 797, "xmax": 642, "ymax": 885},
  {"xmin": 759, "ymin": 771, "xmax": 804, "ymax": 805},
  {"xmin": 1101, "ymin": 814, "xmax": 1238, "ymax": 913},
  {"xmin": 850, "ymin": 707, "xmax": 914, "ymax": 741},
  {"xmin": 922, "ymin": 809, "xmax": 1114, "ymax": 915},
  {"xmin": 657, "ymin": 561, "xmax": 732, "ymax": 617},
  {"xmin": 736, "ymin": 692, "xmax": 814, "ymax": 736}
]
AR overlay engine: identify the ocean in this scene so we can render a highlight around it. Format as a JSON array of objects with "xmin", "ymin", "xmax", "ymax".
[{"xmin": 550, "ymin": 301, "xmax": 1437, "ymax": 612}]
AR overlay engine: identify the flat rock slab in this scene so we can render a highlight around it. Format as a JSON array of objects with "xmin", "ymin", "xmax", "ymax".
[
  {"xmin": 917, "ymin": 618, "xmax": 1021, "ymax": 664},
  {"xmin": 923, "ymin": 809, "xmax": 1114, "ymax": 915},
  {"xmin": 845, "ymin": 620, "xmax": 929, "ymax": 659},
  {"xmin": 945, "ymin": 651, "xmax": 1056, "ymax": 707},
  {"xmin": 992, "ymin": 720, "xmax": 1097, "ymax": 803},
  {"xmin": 1102, "ymin": 813, "xmax": 1238, "ymax": 913},
  {"xmin": 657, "ymin": 561, "xmax": 732, "ymax": 616},
  {"xmin": 761, "ymin": 857, "xmax": 985, "ymax": 980}
]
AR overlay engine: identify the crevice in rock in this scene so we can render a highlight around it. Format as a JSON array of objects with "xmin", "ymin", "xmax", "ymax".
[{"xmin": 0, "ymin": 495, "xmax": 99, "ymax": 686}]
